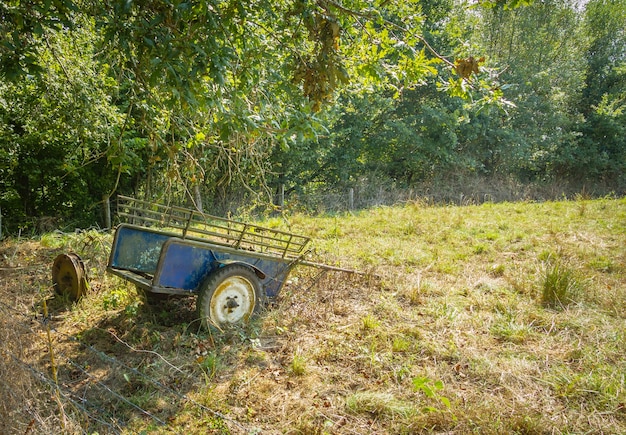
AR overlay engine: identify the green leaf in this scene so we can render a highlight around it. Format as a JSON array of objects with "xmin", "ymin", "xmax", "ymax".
[{"xmin": 440, "ymin": 396, "xmax": 451, "ymax": 408}]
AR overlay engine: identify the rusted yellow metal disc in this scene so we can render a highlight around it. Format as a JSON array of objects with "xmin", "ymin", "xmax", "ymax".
[
  {"xmin": 52, "ymin": 253, "xmax": 88, "ymax": 301},
  {"xmin": 209, "ymin": 276, "xmax": 256, "ymax": 325}
]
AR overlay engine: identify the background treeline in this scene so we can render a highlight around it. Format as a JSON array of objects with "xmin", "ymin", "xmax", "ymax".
[{"xmin": 1, "ymin": 0, "xmax": 624, "ymax": 233}]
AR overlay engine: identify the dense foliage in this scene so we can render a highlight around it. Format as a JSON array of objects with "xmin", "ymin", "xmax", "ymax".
[{"xmin": 1, "ymin": 0, "xmax": 624, "ymax": 232}]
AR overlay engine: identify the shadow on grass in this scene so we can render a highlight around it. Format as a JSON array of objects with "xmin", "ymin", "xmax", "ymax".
[{"xmin": 48, "ymin": 294, "xmax": 262, "ymax": 433}]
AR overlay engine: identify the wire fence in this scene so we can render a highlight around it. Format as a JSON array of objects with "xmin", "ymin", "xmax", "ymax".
[
  {"xmin": 0, "ymin": 297, "xmax": 258, "ymax": 434},
  {"xmin": 279, "ymin": 187, "xmax": 512, "ymax": 215},
  {"xmin": 272, "ymin": 177, "xmax": 610, "ymax": 215}
]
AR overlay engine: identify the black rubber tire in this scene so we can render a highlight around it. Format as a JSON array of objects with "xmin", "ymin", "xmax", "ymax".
[{"xmin": 196, "ymin": 264, "xmax": 263, "ymax": 330}]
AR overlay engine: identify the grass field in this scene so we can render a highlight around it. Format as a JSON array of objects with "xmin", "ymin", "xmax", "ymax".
[{"xmin": 1, "ymin": 197, "xmax": 625, "ymax": 434}]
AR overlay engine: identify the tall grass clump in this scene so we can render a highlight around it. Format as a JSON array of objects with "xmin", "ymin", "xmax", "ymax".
[
  {"xmin": 290, "ymin": 350, "xmax": 307, "ymax": 376},
  {"xmin": 541, "ymin": 259, "xmax": 583, "ymax": 310}
]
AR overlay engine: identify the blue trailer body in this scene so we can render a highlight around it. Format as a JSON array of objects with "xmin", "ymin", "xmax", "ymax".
[
  {"xmin": 153, "ymin": 239, "xmax": 292, "ymax": 297},
  {"xmin": 109, "ymin": 225, "xmax": 172, "ymax": 275},
  {"xmin": 108, "ymin": 224, "xmax": 293, "ymax": 298}
]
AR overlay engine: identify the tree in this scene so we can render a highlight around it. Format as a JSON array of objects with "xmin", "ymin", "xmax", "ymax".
[
  {"xmin": 0, "ymin": 21, "xmax": 125, "ymax": 231},
  {"xmin": 566, "ymin": 0, "xmax": 626, "ymax": 184},
  {"xmin": 469, "ymin": 0, "xmax": 587, "ymax": 180}
]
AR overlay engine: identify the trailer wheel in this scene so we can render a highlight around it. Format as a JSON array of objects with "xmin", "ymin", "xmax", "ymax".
[
  {"xmin": 196, "ymin": 264, "xmax": 262, "ymax": 330},
  {"xmin": 52, "ymin": 253, "xmax": 88, "ymax": 301}
]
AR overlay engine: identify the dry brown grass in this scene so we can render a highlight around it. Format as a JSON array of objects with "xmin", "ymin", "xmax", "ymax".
[{"xmin": 0, "ymin": 241, "xmax": 73, "ymax": 434}]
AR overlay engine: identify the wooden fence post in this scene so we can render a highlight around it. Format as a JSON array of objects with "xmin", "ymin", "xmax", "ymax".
[
  {"xmin": 193, "ymin": 184, "xmax": 204, "ymax": 212},
  {"xmin": 278, "ymin": 184, "xmax": 285, "ymax": 209},
  {"xmin": 348, "ymin": 188, "xmax": 354, "ymax": 211},
  {"xmin": 103, "ymin": 195, "xmax": 111, "ymax": 230}
]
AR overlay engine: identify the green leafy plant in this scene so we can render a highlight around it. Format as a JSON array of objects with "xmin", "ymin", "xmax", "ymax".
[
  {"xmin": 198, "ymin": 352, "xmax": 219, "ymax": 377},
  {"xmin": 102, "ymin": 288, "xmax": 130, "ymax": 310},
  {"xmin": 412, "ymin": 376, "xmax": 452, "ymax": 413}
]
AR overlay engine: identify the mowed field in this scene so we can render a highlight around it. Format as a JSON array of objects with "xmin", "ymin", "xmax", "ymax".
[{"xmin": 1, "ymin": 197, "xmax": 625, "ymax": 434}]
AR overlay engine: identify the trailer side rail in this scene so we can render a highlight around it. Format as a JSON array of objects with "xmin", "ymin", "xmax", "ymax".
[{"xmin": 115, "ymin": 195, "xmax": 310, "ymax": 259}]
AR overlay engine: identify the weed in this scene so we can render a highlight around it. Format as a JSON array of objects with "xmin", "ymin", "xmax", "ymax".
[
  {"xmin": 538, "ymin": 249, "xmax": 555, "ymax": 262},
  {"xmin": 102, "ymin": 287, "xmax": 131, "ymax": 310},
  {"xmin": 473, "ymin": 243, "xmax": 488, "ymax": 254},
  {"xmin": 402, "ymin": 220, "xmax": 421, "ymax": 236},
  {"xmin": 124, "ymin": 299, "xmax": 141, "ymax": 317},
  {"xmin": 290, "ymin": 351, "xmax": 307, "ymax": 376},
  {"xmin": 197, "ymin": 416, "xmax": 231, "ymax": 433},
  {"xmin": 361, "ymin": 314, "xmax": 380, "ymax": 330},
  {"xmin": 588, "ymin": 256, "xmax": 616, "ymax": 273},
  {"xmin": 575, "ymin": 192, "xmax": 590, "ymax": 216},
  {"xmin": 394, "ymin": 365, "xmax": 412, "ymax": 383},
  {"xmin": 405, "ymin": 286, "xmax": 422, "ymax": 305},
  {"xmin": 391, "ymin": 336, "xmax": 411, "ymax": 353},
  {"xmin": 128, "ymin": 390, "xmax": 158, "ymax": 409},
  {"xmin": 403, "ymin": 277, "xmax": 436, "ymax": 305},
  {"xmin": 412, "ymin": 376, "xmax": 452, "ymax": 412},
  {"xmin": 40, "ymin": 232, "xmax": 68, "ymax": 248},
  {"xmin": 198, "ymin": 351, "xmax": 219, "ymax": 377},
  {"xmin": 488, "ymin": 263, "xmax": 505, "ymax": 277},
  {"xmin": 490, "ymin": 314, "xmax": 532, "ymax": 343},
  {"xmin": 245, "ymin": 349, "xmax": 268, "ymax": 367}
]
